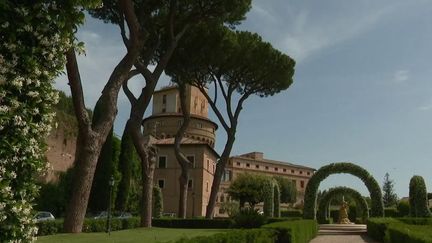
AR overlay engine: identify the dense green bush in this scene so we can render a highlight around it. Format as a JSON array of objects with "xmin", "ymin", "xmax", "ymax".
[
  {"xmin": 409, "ymin": 175, "xmax": 431, "ymax": 217},
  {"xmin": 303, "ymin": 162, "xmax": 384, "ymax": 219},
  {"xmin": 152, "ymin": 218, "xmax": 234, "ymax": 229},
  {"xmin": 233, "ymin": 207, "xmax": 266, "ymax": 228},
  {"xmin": 398, "ymin": 217, "xmax": 432, "ymax": 225},
  {"xmin": 266, "ymin": 217, "xmax": 302, "ymax": 224},
  {"xmin": 172, "ymin": 229, "xmax": 277, "ymax": 243},
  {"xmin": 37, "ymin": 217, "xmax": 141, "ymax": 236},
  {"xmin": 152, "ymin": 186, "xmax": 163, "ymax": 218},
  {"xmin": 366, "ymin": 217, "xmax": 399, "ymax": 242},
  {"xmin": 274, "ymin": 185, "xmax": 281, "ymax": 217},
  {"xmin": 397, "ymin": 200, "xmax": 410, "ymax": 217},
  {"xmin": 316, "ymin": 186, "xmax": 368, "ymax": 224},
  {"xmin": 385, "ymin": 223, "xmax": 432, "ymax": 243},
  {"xmin": 262, "ymin": 220, "xmax": 318, "ymax": 243},
  {"xmin": 281, "ymin": 210, "xmax": 302, "ymax": 218},
  {"xmin": 384, "ymin": 207, "xmax": 398, "ymax": 217}
]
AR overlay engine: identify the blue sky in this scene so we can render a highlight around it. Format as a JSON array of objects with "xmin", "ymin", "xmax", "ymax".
[{"xmin": 55, "ymin": 0, "xmax": 432, "ymax": 198}]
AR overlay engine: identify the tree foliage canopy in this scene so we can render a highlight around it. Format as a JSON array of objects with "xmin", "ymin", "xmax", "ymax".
[
  {"xmin": 227, "ymin": 173, "xmax": 269, "ymax": 207},
  {"xmin": 274, "ymin": 176, "xmax": 297, "ymax": 204},
  {"xmin": 382, "ymin": 172, "xmax": 398, "ymax": 207}
]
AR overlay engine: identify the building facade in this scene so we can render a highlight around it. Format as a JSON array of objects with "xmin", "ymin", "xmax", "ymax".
[{"xmin": 143, "ymin": 85, "xmax": 315, "ymax": 217}]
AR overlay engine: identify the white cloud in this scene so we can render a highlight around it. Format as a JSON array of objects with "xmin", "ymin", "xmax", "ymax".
[
  {"xmin": 418, "ymin": 102, "xmax": 432, "ymax": 111},
  {"xmin": 393, "ymin": 70, "xmax": 410, "ymax": 83}
]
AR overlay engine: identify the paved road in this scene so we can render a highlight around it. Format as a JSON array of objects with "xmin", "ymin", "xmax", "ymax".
[{"xmin": 309, "ymin": 224, "xmax": 379, "ymax": 243}]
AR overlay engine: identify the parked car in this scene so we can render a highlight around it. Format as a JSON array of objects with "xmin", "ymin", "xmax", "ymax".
[
  {"xmin": 93, "ymin": 211, "xmax": 108, "ymax": 219},
  {"xmin": 117, "ymin": 212, "xmax": 132, "ymax": 219},
  {"xmin": 35, "ymin": 211, "xmax": 55, "ymax": 222}
]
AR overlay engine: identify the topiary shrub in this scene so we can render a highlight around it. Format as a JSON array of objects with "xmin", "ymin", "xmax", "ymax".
[
  {"xmin": 303, "ymin": 162, "xmax": 384, "ymax": 219},
  {"xmin": 262, "ymin": 219, "xmax": 318, "ymax": 243},
  {"xmin": 316, "ymin": 186, "xmax": 369, "ymax": 224},
  {"xmin": 233, "ymin": 207, "xmax": 266, "ymax": 228},
  {"xmin": 273, "ymin": 183, "xmax": 281, "ymax": 218},
  {"xmin": 280, "ymin": 209, "xmax": 303, "ymax": 218},
  {"xmin": 409, "ymin": 175, "xmax": 431, "ymax": 218},
  {"xmin": 263, "ymin": 180, "xmax": 275, "ymax": 217},
  {"xmin": 152, "ymin": 186, "xmax": 163, "ymax": 218},
  {"xmin": 397, "ymin": 200, "xmax": 409, "ymax": 217}
]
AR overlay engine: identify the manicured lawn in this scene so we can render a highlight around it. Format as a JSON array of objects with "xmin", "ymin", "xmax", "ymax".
[{"xmin": 37, "ymin": 227, "xmax": 228, "ymax": 243}]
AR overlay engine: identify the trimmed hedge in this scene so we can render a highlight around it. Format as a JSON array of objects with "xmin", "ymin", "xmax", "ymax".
[
  {"xmin": 367, "ymin": 218, "xmax": 398, "ymax": 242},
  {"xmin": 36, "ymin": 217, "xmax": 141, "ymax": 236},
  {"xmin": 152, "ymin": 218, "xmax": 233, "ymax": 229},
  {"xmin": 317, "ymin": 186, "xmax": 368, "ymax": 224},
  {"xmin": 303, "ymin": 162, "xmax": 384, "ymax": 219},
  {"xmin": 262, "ymin": 220, "xmax": 318, "ymax": 243},
  {"xmin": 384, "ymin": 207, "xmax": 398, "ymax": 217},
  {"xmin": 281, "ymin": 210, "xmax": 302, "ymax": 218},
  {"xmin": 385, "ymin": 223, "xmax": 432, "ymax": 243},
  {"xmin": 172, "ymin": 228, "xmax": 278, "ymax": 243},
  {"xmin": 398, "ymin": 217, "xmax": 432, "ymax": 225},
  {"xmin": 409, "ymin": 175, "xmax": 431, "ymax": 217}
]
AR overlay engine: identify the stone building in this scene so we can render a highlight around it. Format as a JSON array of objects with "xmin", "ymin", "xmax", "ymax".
[{"xmin": 143, "ymin": 85, "xmax": 315, "ymax": 217}]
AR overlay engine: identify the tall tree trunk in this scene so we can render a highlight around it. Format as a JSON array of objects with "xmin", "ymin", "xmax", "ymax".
[
  {"xmin": 205, "ymin": 135, "xmax": 236, "ymax": 218},
  {"xmin": 63, "ymin": 0, "xmax": 143, "ymax": 230},
  {"xmin": 141, "ymin": 149, "xmax": 155, "ymax": 227},
  {"xmin": 63, "ymin": 131, "xmax": 102, "ymax": 232},
  {"xmin": 174, "ymin": 83, "xmax": 192, "ymax": 218}
]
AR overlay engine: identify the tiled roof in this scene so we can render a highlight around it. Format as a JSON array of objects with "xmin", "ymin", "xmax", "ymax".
[{"xmin": 154, "ymin": 137, "xmax": 208, "ymax": 145}]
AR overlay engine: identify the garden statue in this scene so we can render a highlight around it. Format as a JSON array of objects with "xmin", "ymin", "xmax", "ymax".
[{"xmin": 338, "ymin": 197, "xmax": 352, "ymax": 224}]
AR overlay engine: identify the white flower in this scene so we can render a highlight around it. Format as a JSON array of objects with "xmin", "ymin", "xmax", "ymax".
[{"xmin": 2, "ymin": 22, "xmax": 9, "ymax": 28}]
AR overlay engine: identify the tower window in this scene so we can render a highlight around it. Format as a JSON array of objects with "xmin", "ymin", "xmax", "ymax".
[
  {"xmin": 187, "ymin": 155, "xmax": 195, "ymax": 168},
  {"xmin": 158, "ymin": 156, "xmax": 167, "ymax": 168},
  {"xmin": 158, "ymin": 179, "xmax": 165, "ymax": 189},
  {"xmin": 162, "ymin": 108, "xmax": 166, "ymax": 113},
  {"xmin": 162, "ymin": 94, "xmax": 167, "ymax": 104},
  {"xmin": 255, "ymin": 165, "xmax": 259, "ymax": 169}
]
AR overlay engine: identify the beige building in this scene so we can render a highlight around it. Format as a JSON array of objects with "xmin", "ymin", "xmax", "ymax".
[{"xmin": 143, "ymin": 85, "xmax": 315, "ymax": 217}]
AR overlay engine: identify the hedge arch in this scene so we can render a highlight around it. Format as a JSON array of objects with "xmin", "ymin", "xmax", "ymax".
[
  {"xmin": 303, "ymin": 162, "xmax": 384, "ymax": 219},
  {"xmin": 317, "ymin": 187, "xmax": 369, "ymax": 223},
  {"xmin": 409, "ymin": 175, "xmax": 431, "ymax": 217}
]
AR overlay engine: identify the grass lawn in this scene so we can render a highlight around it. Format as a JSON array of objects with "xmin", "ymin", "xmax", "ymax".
[{"xmin": 36, "ymin": 227, "xmax": 227, "ymax": 243}]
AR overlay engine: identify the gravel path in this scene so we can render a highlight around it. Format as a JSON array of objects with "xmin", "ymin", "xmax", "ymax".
[{"xmin": 309, "ymin": 224, "xmax": 379, "ymax": 243}]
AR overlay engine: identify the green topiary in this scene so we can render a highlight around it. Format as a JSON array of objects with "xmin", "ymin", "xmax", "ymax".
[
  {"xmin": 233, "ymin": 207, "xmax": 266, "ymax": 228},
  {"xmin": 303, "ymin": 162, "xmax": 384, "ymax": 219},
  {"xmin": 317, "ymin": 186, "xmax": 369, "ymax": 223},
  {"xmin": 273, "ymin": 184, "xmax": 281, "ymax": 218},
  {"xmin": 409, "ymin": 175, "xmax": 431, "ymax": 217},
  {"xmin": 152, "ymin": 186, "xmax": 163, "ymax": 218}
]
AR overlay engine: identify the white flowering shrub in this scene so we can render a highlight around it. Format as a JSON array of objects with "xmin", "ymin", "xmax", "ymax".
[{"xmin": 0, "ymin": 1, "xmax": 98, "ymax": 242}]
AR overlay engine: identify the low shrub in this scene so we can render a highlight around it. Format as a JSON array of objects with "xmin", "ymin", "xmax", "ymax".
[
  {"xmin": 172, "ymin": 229, "xmax": 277, "ymax": 243},
  {"xmin": 36, "ymin": 220, "xmax": 63, "ymax": 236},
  {"xmin": 398, "ymin": 217, "xmax": 432, "ymax": 225},
  {"xmin": 385, "ymin": 223, "xmax": 432, "ymax": 243},
  {"xmin": 262, "ymin": 220, "xmax": 318, "ymax": 243},
  {"xmin": 152, "ymin": 218, "xmax": 233, "ymax": 229},
  {"xmin": 266, "ymin": 217, "xmax": 301, "ymax": 224},
  {"xmin": 397, "ymin": 201, "xmax": 409, "ymax": 217},
  {"xmin": 280, "ymin": 210, "xmax": 302, "ymax": 218},
  {"xmin": 384, "ymin": 207, "xmax": 398, "ymax": 217},
  {"xmin": 366, "ymin": 218, "xmax": 398, "ymax": 242},
  {"xmin": 233, "ymin": 208, "xmax": 266, "ymax": 228}
]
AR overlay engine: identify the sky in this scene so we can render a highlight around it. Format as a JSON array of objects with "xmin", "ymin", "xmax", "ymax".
[{"xmin": 55, "ymin": 0, "xmax": 432, "ymax": 198}]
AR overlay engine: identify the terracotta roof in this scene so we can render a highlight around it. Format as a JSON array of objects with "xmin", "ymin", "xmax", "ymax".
[{"xmin": 231, "ymin": 154, "xmax": 315, "ymax": 171}]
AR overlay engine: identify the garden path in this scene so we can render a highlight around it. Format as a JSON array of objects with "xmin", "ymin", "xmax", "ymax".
[{"xmin": 309, "ymin": 224, "xmax": 378, "ymax": 243}]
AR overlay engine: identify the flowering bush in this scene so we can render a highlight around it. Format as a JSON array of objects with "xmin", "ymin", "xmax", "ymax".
[{"xmin": 0, "ymin": 1, "xmax": 98, "ymax": 242}]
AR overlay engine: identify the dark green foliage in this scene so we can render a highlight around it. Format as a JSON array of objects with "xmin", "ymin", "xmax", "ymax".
[
  {"xmin": 385, "ymin": 224, "xmax": 432, "ymax": 243},
  {"xmin": 409, "ymin": 175, "xmax": 431, "ymax": 217},
  {"xmin": 233, "ymin": 208, "xmax": 267, "ymax": 228},
  {"xmin": 316, "ymin": 186, "xmax": 369, "ymax": 223},
  {"xmin": 274, "ymin": 185, "xmax": 281, "ymax": 218},
  {"xmin": 37, "ymin": 217, "xmax": 141, "ymax": 236},
  {"xmin": 303, "ymin": 162, "xmax": 384, "ymax": 219},
  {"xmin": 384, "ymin": 207, "xmax": 399, "ymax": 217},
  {"xmin": 266, "ymin": 217, "xmax": 302, "ymax": 224},
  {"xmin": 227, "ymin": 173, "xmax": 268, "ymax": 207},
  {"xmin": 152, "ymin": 186, "xmax": 163, "ymax": 218},
  {"xmin": 281, "ymin": 210, "xmax": 303, "ymax": 218},
  {"xmin": 397, "ymin": 200, "xmax": 410, "ymax": 217},
  {"xmin": 35, "ymin": 168, "xmax": 75, "ymax": 217},
  {"xmin": 382, "ymin": 173, "xmax": 398, "ymax": 207},
  {"xmin": 367, "ymin": 217, "xmax": 399, "ymax": 242},
  {"xmin": 152, "ymin": 218, "xmax": 234, "ymax": 229},
  {"xmin": 172, "ymin": 229, "xmax": 277, "ymax": 243},
  {"xmin": 398, "ymin": 217, "xmax": 432, "ymax": 225},
  {"xmin": 263, "ymin": 180, "xmax": 275, "ymax": 217},
  {"xmin": 274, "ymin": 176, "xmax": 297, "ymax": 204},
  {"xmin": 115, "ymin": 125, "xmax": 140, "ymax": 211},
  {"xmin": 262, "ymin": 220, "xmax": 318, "ymax": 243},
  {"xmin": 88, "ymin": 128, "xmax": 121, "ymax": 212}
]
